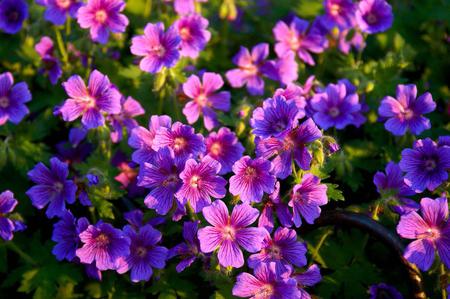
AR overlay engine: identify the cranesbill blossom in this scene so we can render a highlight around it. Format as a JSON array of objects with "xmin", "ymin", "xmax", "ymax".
[
  {"xmin": 171, "ymin": 0, "xmax": 208, "ymax": 15},
  {"xmin": 37, "ymin": 0, "xmax": 83, "ymax": 25},
  {"xmin": 108, "ymin": 96, "xmax": 145, "ymax": 143},
  {"xmin": 310, "ymin": 81, "xmax": 362, "ymax": 130},
  {"xmin": 152, "ymin": 121, "xmax": 206, "ymax": 162},
  {"xmin": 198, "ymin": 200, "xmax": 266, "ymax": 268},
  {"xmin": 0, "ymin": 191, "xmax": 20, "ymax": 241},
  {"xmin": 396, "ymin": 197, "xmax": 450, "ymax": 271},
  {"xmin": 0, "ymin": 72, "xmax": 32, "ymax": 126},
  {"xmin": 273, "ymin": 16, "xmax": 328, "ymax": 66},
  {"xmin": 373, "ymin": 162, "xmax": 415, "ymax": 200},
  {"xmin": 268, "ymin": 51, "xmax": 299, "ymax": 85},
  {"xmin": 255, "ymin": 118, "xmax": 322, "ymax": 179},
  {"xmin": 77, "ymin": 0, "xmax": 129, "ymax": 44},
  {"xmin": 76, "ymin": 221, "xmax": 130, "ymax": 271},
  {"xmin": 205, "ymin": 127, "xmax": 244, "ymax": 175},
  {"xmin": 176, "ymin": 156, "xmax": 227, "ymax": 213},
  {"xmin": 250, "ymin": 95, "xmax": 303, "ymax": 139},
  {"xmin": 35, "ymin": 36, "xmax": 63, "ymax": 85},
  {"xmin": 174, "ymin": 14, "xmax": 211, "ymax": 59},
  {"xmin": 259, "ymin": 182, "xmax": 293, "ymax": 233},
  {"xmin": 59, "ymin": 70, "xmax": 122, "ymax": 129},
  {"xmin": 26, "ymin": 157, "xmax": 77, "ymax": 218},
  {"xmin": 51, "ymin": 211, "xmax": 89, "ymax": 261},
  {"xmin": 323, "ymin": 0, "xmax": 356, "ymax": 29},
  {"xmin": 225, "ymin": 43, "xmax": 275, "ymax": 96},
  {"xmin": 137, "ymin": 147, "xmax": 184, "ymax": 215},
  {"xmin": 169, "ymin": 220, "xmax": 201, "ymax": 272},
  {"xmin": 294, "ymin": 264, "xmax": 322, "ymax": 298},
  {"xmin": 128, "ymin": 115, "xmax": 172, "ymax": 164},
  {"xmin": 289, "ymin": 173, "xmax": 328, "ymax": 227},
  {"xmin": 182, "ymin": 72, "xmax": 230, "ymax": 131},
  {"xmin": 0, "ymin": 0, "xmax": 28, "ymax": 34},
  {"xmin": 378, "ymin": 84, "xmax": 436, "ymax": 136},
  {"xmin": 131, "ymin": 22, "xmax": 181, "ymax": 73},
  {"xmin": 369, "ymin": 283, "xmax": 404, "ymax": 299},
  {"xmin": 232, "ymin": 262, "xmax": 301, "ymax": 298},
  {"xmin": 117, "ymin": 225, "xmax": 168, "ymax": 282},
  {"xmin": 355, "ymin": 0, "xmax": 393, "ymax": 34},
  {"xmin": 273, "ymin": 83, "xmax": 307, "ymax": 113},
  {"xmin": 248, "ymin": 227, "xmax": 307, "ymax": 275},
  {"xmin": 399, "ymin": 138, "xmax": 450, "ymax": 192},
  {"xmin": 229, "ymin": 156, "xmax": 276, "ymax": 204}
]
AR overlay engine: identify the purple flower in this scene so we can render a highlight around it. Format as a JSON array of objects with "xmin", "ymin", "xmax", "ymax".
[
  {"xmin": 37, "ymin": 0, "xmax": 83, "ymax": 25},
  {"xmin": 294, "ymin": 264, "xmax": 322, "ymax": 297},
  {"xmin": 77, "ymin": 0, "xmax": 129, "ymax": 44},
  {"xmin": 338, "ymin": 28, "xmax": 366, "ymax": 54},
  {"xmin": 268, "ymin": 52, "xmax": 299, "ymax": 85},
  {"xmin": 176, "ymin": 156, "xmax": 227, "ymax": 213},
  {"xmin": 355, "ymin": 0, "xmax": 393, "ymax": 34},
  {"xmin": 225, "ymin": 43, "xmax": 274, "ymax": 96},
  {"xmin": 131, "ymin": 22, "xmax": 181, "ymax": 73},
  {"xmin": 369, "ymin": 283, "xmax": 404, "ymax": 299},
  {"xmin": 310, "ymin": 81, "xmax": 362, "ymax": 130},
  {"xmin": 26, "ymin": 157, "xmax": 77, "ymax": 218},
  {"xmin": 0, "ymin": 72, "xmax": 31, "ymax": 125},
  {"xmin": 378, "ymin": 84, "xmax": 436, "ymax": 136},
  {"xmin": 438, "ymin": 136, "xmax": 450, "ymax": 147},
  {"xmin": 0, "ymin": 0, "xmax": 28, "ymax": 34},
  {"xmin": 198, "ymin": 200, "xmax": 266, "ymax": 268},
  {"xmin": 76, "ymin": 221, "xmax": 131, "ymax": 271},
  {"xmin": 274, "ymin": 83, "xmax": 307, "ymax": 112},
  {"xmin": 324, "ymin": 0, "xmax": 356, "ymax": 29},
  {"xmin": 273, "ymin": 16, "xmax": 327, "ymax": 66},
  {"xmin": 248, "ymin": 227, "xmax": 307, "ymax": 275},
  {"xmin": 59, "ymin": 70, "xmax": 122, "ymax": 129},
  {"xmin": 229, "ymin": 156, "xmax": 276, "ymax": 204},
  {"xmin": 182, "ymin": 72, "xmax": 230, "ymax": 131},
  {"xmin": 205, "ymin": 127, "xmax": 244, "ymax": 175},
  {"xmin": 108, "ymin": 96, "xmax": 145, "ymax": 143},
  {"xmin": 289, "ymin": 173, "xmax": 328, "ymax": 227},
  {"xmin": 396, "ymin": 197, "xmax": 450, "ymax": 271},
  {"xmin": 174, "ymin": 14, "xmax": 211, "ymax": 58},
  {"xmin": 373, "ymin": 162, "xmax": 415, "ymax": 200},
  {"xmin": 137, "ymin": 147, "xmax": 184, "ymax": 215},
  {"xmin": 250, "ymin": 95, "xmax": 304, "ymax": 139},
  {"xmin": 128, "ymin": 115, "xmax": 172, "ymax": 164},
  {"xmin": 35, "ymin": 36, "xmax": 63, "ymax": 85},
  {"xmin": 232, "ymin": 262, "xmax": 300, "ymax": 298},
  {"xmin": 259, "ymin": 182, "xmax": 293, "ymax": 233},
  {"xmin": 51, "ymin": 211, "xmax": 89, "ymax": 261},
  {"xmin": 399, "ymin": 138, "xmax": 450, "ymax": 192},
  {"xmin": 117, "ymin": 224, "xmax": 168, "ymax": 282},
  {"xmin": 255, "ymin": 118, "xmax": 322, "ymax": 179},
  {"xmin": 0, "ymin": 190, "xmax": 20, "ymax": 241},
  {"xmin": 169, "ymin": 220, "xmax": 201, "ymax": 272},
  {"xmin": 152, "ymin": 121, "xmax": 206, "ymax": 162}
]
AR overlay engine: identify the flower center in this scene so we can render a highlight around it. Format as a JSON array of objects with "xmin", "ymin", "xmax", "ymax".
[
  {"xmin": 196, "ymin": 93, "xmax": 208, "ymax": 107},
  {"xmin": 273, "ymin": 120, "xmax": 287, "ymax": 132},
  {"xmin": 179, "ymin": 27, "xmax": 191, "ymax": 40},
  {"xmin": 173, "ymin": 137, "xmax": 187, "ymax": 151},
  {"xmin": 283, "ymin": 135, "xmax": 296, "ymax": 151},
  {"xmin": 402, "ymin": 108, "xmax": 414, "ymax": 120},
  {"xmin": 257, "ymin": 284, "xmax": 274, "ymax": 298},
  {"xmin": 54, "ymin": 182, "xmax": 64, "ymax": 193},
  {"xmin": 268, "ymin": 244, "xmax": 282, "ymax": 260},
  {"xmin": 289, "ymin": 33, "xmax": 302, "ymax": 51},
  {"xmin": 417, "ymin": 227, "xmax": 441, "ymax": 240},
  {"xmin": 330, "ymin": 4, "xmax": 341, "ymax": 16},
  {"xmin": 81, "ymin": 96, "xmax": 96, "ymax": 109},
  {"xmin": 209, "ymin": 142, "xmax": 222, "ymax": 156},
  {"xmin": 135, "ymin": 246, "xmax": 148, "ymax": 258},
  {"xmin": 329, "ymin": 107, "xmax": 340, "ymax": 117},
  {"xmin": 0, "ymin": 96, "xmax": 9, "ymax": 108},
  {"xmin": 96, "ymin": 233, "xmax": 110, "ymax": 246},
  {"xmin": 7, "ymin": 10, "xmax": 19, "ymax": 22},
  {"xmin": 190, "ymin": 175, "xmax": 201, "ymax": 188},
  {"xmin": 151, "ymin": 45, "xmax": 166, "ymax": 58},
  {"xmin": 424, "ymin": 159, "xmax": 437, "ymax": 171},
  {"xmin": 244, "ymin": 166, "xmax": 257, "ymax": 178},
  {"xmin": 222, "ymin": 225, "xmax": 235, "ymax": 241},
  {"xmin": 366, "ymin": 13, "xmax": 378, "ymax": 24},
  {"xmin": 242, "ymin": 63, "xmax": 258, "ymax": 75},
  {"xmin": 95, "ymin": 10, "xmax": 108, "ymax": 24},
  {"xmin": 56, "ymin": 0, "xmax": 72, "ymax": 9},
  {"xmin": 162, "ymin": 173, "xmax": 179, "ymax": 187}
]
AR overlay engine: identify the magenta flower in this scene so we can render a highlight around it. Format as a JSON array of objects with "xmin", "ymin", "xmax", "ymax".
[
  {"xmin": 76, "ymin": 221, "xmax": 131, "ymax": 271},
  {"xmin": 0, "ymin": 72, "xmax": 31, "ymax": 126},
  {"xmin": 128, "ymin": 115, "xmax": 172, "ymax": 164},
  {"xmin": 26, "ymin": 157, "xmax": 77, "ymax": 218},
  {"xmin": 108, "ymin": 96, "xmax": 145, "ymax": 143},
  {"xmin": 273, "ymin": 82, "xmax": 308, "ymax": 112},
  {"xmin": 59, "ymin": 70, "xmax": 122, "ymax": 129},
  {"xmin": 373, "ymin": 162, "xmax": 415, "ymax": 200},
  {"xmin": 197, "ymin": 200, "xmax": 266, "ymax": 268},
  {"xmin": 378, "ymin": 84, "xmax": 436, "ymax": 136},
  {"xmin": 35, "ymin": 36, "xmax": 63, "ymax": 85},
  {"xmin": 232, "ymin": 262, "xmax": 300, "ymax": 298},
  {"xmin": 289, "ymin": 173, "xmax": 328, "ymax": 227},
  {"xmin": 268, "ymin": 51, "xmax": 299, "ymax": 86},
  {"xmin": 174, "ymin": 14, "xmax": 211, "ymax": 58},
  {"xmin": 294, "ymin": 264, "xmax": 322, "ymax": 298},
  {"xmin": 324, "ymin": 0, "xmax": 356, "ymax": 29},
  {"xmin": 355, "ymin": 0, "xmax": 393, "ymax": 34},
  {"xmin": 131, "ymin": 22, "xmax": 181, "ymax": 74},
  {"xmin": 176, "ymin": 156, "xmax": 227, "ymax": 213},
  {"xmin": 182, "ymin": 72, "xmax": 231, "ymax": 131},
  {"xmin": 205, "ymin": 127, "xmax": 244, "ymax": 175},
  {"xmin": 225, "ymin": 43, "xmax": 275, "ymax": 96},
  {"xmin": 396, "ymin": 197, "xmax": 450, "ymax": 271},
  {"xmin": 273, "ymin": 16, "xmax": 328, "ymax": 66},
  {"xmin": 117, "ymin": 224, "xmax": 168, "ymax": 282},
  {"xmin": 229, "ymin": 156, "xmax": 276, "ymax": 204},
  {"xmin": 37, "ymin": 0, "xmax": 83, "ymax": 25},
  {"xmin": 168, "ymin": 220, "xmax": 201, "ymax": 272},
  {"xmin": 0, "ymin": 190, "xmax": 20, "ymax": 241},
  {"xmin": 259, "ymin": 182, "xmax": 293, "ymax": 233},
  {"xmin": 248, "ymin": 227, "xmax": 307, "ymax": 275},
  {"xmin": 172, "ymin": 0, "xmax": 207, "ymax": 15},
  {"xmin": 77, "ymin": 0, "xmax": 129, "ymax": 44}
]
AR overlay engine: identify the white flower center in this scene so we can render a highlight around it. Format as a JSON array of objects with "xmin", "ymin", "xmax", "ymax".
[
  {"xmin": 0, "ymin": 96, "xmax": 9, "ymax": 108},
  {"xmin": 95, "ymin": 10, "xmax": 108, "ymax": 24}
]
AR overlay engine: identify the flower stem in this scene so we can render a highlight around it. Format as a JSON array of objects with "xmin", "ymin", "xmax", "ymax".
[
  {"xmin": 54, "ymin": 26, "xmax": 69, "ymax": 65},
  {"xmin": 65, "ymin": 16, "xmax": 72, "ymax": 36},
  {"xmin": 6, "ymin": 241, "xmax": 37, "ymax": 266},
  {"xmin": 144, "ymin": 0, "xmax": 152, "ymax": 18},
  {"xmin": 441, "ymin": 264, "xmax": 447, "ymax": 299}
]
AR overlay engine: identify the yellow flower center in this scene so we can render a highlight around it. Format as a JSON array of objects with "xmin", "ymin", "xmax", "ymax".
[
  {"xmin": 95, "ymin": 10, "xmax": 108, "ymax": 24},
  {"xmin": 209, "ymin": 142, "xmax": 222, "ymax": 156}
]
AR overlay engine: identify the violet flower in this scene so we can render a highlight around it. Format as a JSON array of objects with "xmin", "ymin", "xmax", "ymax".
[
  {"xmin": 0, "ymin": 0, "xmax": 28, "ymax": 34},
  {"xmin": 355, "ymin": 0, "xmax": 393, "ymax": 34},
  {"xmin": 35, "ymin": 36, "xmax": 63, "ymax": 85},
  {"xmin": 0, "ymin": 190, "xmax": 21, "ymax": 241},
  {"xmin": 168, "ymin": 220, "xmax": 201, "ymax": 272},
  {"xmin": 108, "ymin": 96, "xmax": 145, "ymax": 143},
  {"xmin": 174, "ymin": 14, "xmax": 211, "ymax": 59},
  {"xmin": 0, "ymin": 72, "xmax": 31, "ymax": 126}
]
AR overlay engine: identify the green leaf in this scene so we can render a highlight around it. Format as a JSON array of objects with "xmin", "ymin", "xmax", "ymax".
[{"xmin": 326, "ymin": 183, "xmax": 345, "ymax": 201}]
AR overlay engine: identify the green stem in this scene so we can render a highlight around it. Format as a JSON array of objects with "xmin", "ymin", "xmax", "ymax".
[
  {"xmin": 310, "ymin": 228, "xmax": 333, "ymax": 267},
  {"xmin": 54, "ymin": 26, "xmax": 69, "ymax": 65},
  {"xmin": 6, "ymin": 241, "xmax": 37, "ymax": 266},
  {"xmin": 441, "ymin": 264, "xmax": 447, "ymax": 299},
  {"xmin": 144, "ymin": 0, "xmax": 152, "ymax": 18},
  {"xmin": 65, "ymin": 16, "xmax": 72, "ymax": 36}
]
